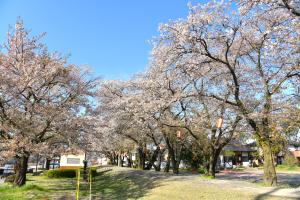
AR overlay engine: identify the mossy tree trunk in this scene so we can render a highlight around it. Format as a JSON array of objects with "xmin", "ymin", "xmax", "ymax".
[
  {"xmin": 261, "ymin": 139, "xmax": 277, "ymax": 186},
  {"xmin": 237, "ymin": 95, "xmax": 278, "ymax": 186},
  {"xmin": 13, "ymin": 153, "xmax": 29, "ymax": 186},
  {"xmin": 208, "ymin": 147, "xmax": 222, "ymax": 178}
]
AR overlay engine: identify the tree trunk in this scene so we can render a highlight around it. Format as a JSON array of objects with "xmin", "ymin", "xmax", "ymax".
[
  {"xmin": 117, "ymin": 154, "xmax": 122, "ymax": 167},
  {"xmin": 154, "ymin": 150, "xmax": 162, "ymax": 171},
  {"xmin": 137, "ymin": 147, "xmax": 145, "ymax": 170},
  {"xmin": 208, "ymin": 155, "xmax": 216, "ymax": 178},
  {"xmin": 168, "ymin": 147, "xmax": 180, "ymax": 174},
  {"xmin": 172, "ymin": 161, "xmax": 180, "ymax": 174},
  {"xmin": 13, "ymin": 154, "xmax": 29, "ymax": 186},
  {"xmin": 107, "ymin": 153, "xmax": 115, "ymax": 165},
  {"xmin": 261, "ymin": 140, "xmax": 277, "ymax": 186},
  {"xmin": 35, "ymin": 154, "xmax": 39, "ymax": 172},
  {"xmin": 164, "ymin": 154, "xmax": 170, "ymax": 172},
  {"xmin": 208, "ymin": 152, "xmax": 217, "ymax": 177},
  {"xmin": 127, "ymin": 155, "xmax": 132, "ymax": 168},
  {"xmin": 45, "ymin": 158, "xmax": 51, "ymax": 170},
  {"xmin": 145, "ymin": 148, "xmax": 159, "ymax": 170},
  {"xmin": 204, "ymin": 161, "xmax": 210, "ymax": 175},
  {"xmin": 208, "ymin": 147, "xmax": 222, "ymax": 178},
  {"xmin": 115, "ymin": 155, "xmax": 119, "ymax": 166}
]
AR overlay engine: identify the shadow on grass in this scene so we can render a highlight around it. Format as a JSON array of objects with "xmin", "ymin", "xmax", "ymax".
[
  {"xmin": 22, "ymin": 184, "xmax": 46, "ymax": 191},
  {"xmin": 216, "ymin": 171, "xmax": 300, "ymax": 188},
  {"xmin": 216, "ymin": 171, "xmax": 262, "ymax": 183},
  {"xmin": 91, "ymin": 168, "xmax": 177, "ymax": 200},
  {"xmin": 254, "ymin": 188, "xmax": 280, "ymax": 200},
  {"xmin": 253, "ymin": 187, "xmax": 300, "ymax": 200},
  {"xmin": 28, "ymin": 176, "xmax": 77, "ymax": 198}
]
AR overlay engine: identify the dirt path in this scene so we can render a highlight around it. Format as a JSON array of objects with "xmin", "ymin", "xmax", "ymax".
[
  {"xmin": 217, "ymin": 169, "xmax": 300, "ymax": 187},
  {"xmin": 214, "ymin": 169, "xmax": 300, "ymax": 199}
]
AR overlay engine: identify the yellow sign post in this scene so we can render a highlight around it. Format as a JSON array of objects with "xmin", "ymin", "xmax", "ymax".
[
  {"xmin": 89, "ymin": 167, "xmax": 92, "ymax": 200},
  {"xmin": 76, "ymin": 169, "xmax": 80, "ymax": 200}
]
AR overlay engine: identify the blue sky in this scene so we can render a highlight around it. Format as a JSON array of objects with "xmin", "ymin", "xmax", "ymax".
[{"xmin": 0, "ymin": 0, "xmax": 200, "ymax": 80}]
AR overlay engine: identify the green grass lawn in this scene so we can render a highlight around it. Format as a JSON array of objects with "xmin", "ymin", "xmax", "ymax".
[
  {"xmin": 0, "ymin": 174, "xmax": 76, "ymax": 200},
  {"xmin": 255, "ymin": 165, "xmax": 300, "ymax": 173},
  {"xmin": 276, "ymin": 165, "xmax": 300, "ymax": 173},
  {"xmin": 0, "ymin": 168, "xmax": 296, "ymax": 200}
]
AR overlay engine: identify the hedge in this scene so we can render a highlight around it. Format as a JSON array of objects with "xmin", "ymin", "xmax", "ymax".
[
  {"xmin": 44, "ymin": 168, "xmax": 98, "ymax": 178},
  {"xmin": 44, "ymin": 169, "xmax": 77, "ymax": 178}
]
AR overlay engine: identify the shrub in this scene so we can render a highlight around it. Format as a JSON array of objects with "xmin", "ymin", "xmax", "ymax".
[
  {"xmin": 44, "ymin": 169, "xmax": 77, "ymax": 178},
  {"xmin": 107, "ymin": 160, "xmax": 112, "ymax": 165},
  {"xmin": 32, "ymin": 171, "xmax": 42, "ymax": 176},
  {"xmin": 4, "ymin": 174, "xmax": 15, "ymax": 183},
  {"xmin": 90, "ymin": 168, "xmax": 97, "ymax": 177},
  {"xmin": 198, "ymin": 166, "xmax": 206, "ymax": 174},
  {"xmin": 283, "ymin": 152, "xmax": 298, "ymax": 167},
  {"xmin": 21, "ymin": 184, "xmax": 46, "ymax": 191},
  {"xmin": 44, "ymin": 167, "xmax": 98, "ymax": 178}
]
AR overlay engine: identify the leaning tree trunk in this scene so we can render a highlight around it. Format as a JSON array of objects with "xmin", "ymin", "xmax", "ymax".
[
  {"xmin": 14, "ymin": 153, "xmax": 29, "ymax": 186},
  {"xmin": 261, "ymin": 140, "xmax": 277, "ymax": 186}
]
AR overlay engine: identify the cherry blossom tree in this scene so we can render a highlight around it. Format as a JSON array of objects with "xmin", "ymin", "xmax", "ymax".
[
  {"xmin": 0, "ymin": 20, "xmax": 97, "ymax": 186},
  {"xmin": 142, "ymin": 50, "xmax": 243, "ymax": 176},
  {"xmin": 238, "ymin": 0, "xmax": 300, "ymax": 17},
  {"xmin": 96, "ymin": 80, "xmax": 153, "ymax": 169},
  {"xmin": 150, "ymin": 1, "xmax": 299, "ymax": 185}
]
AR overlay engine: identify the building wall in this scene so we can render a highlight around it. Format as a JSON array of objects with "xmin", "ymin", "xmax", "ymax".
[
  {"xmin": 98, "ymin": 157, "xmax": 109, "ymax": 165},
  {"xmin": 219, "ymin": 151, "xmax": 252, "ymax": 168},
  {"xmin": 60, "ymin": 154, "xmax": 85, "ymax": 168}
]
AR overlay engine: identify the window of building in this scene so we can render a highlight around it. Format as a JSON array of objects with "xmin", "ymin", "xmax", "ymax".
[
  {"xmin": 242, "ymin": 156, "xmax": 249, "ymax": 162},
  {"xmin": 67, "ymin": 158, "xmax": 80, "ymax": 164}
]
